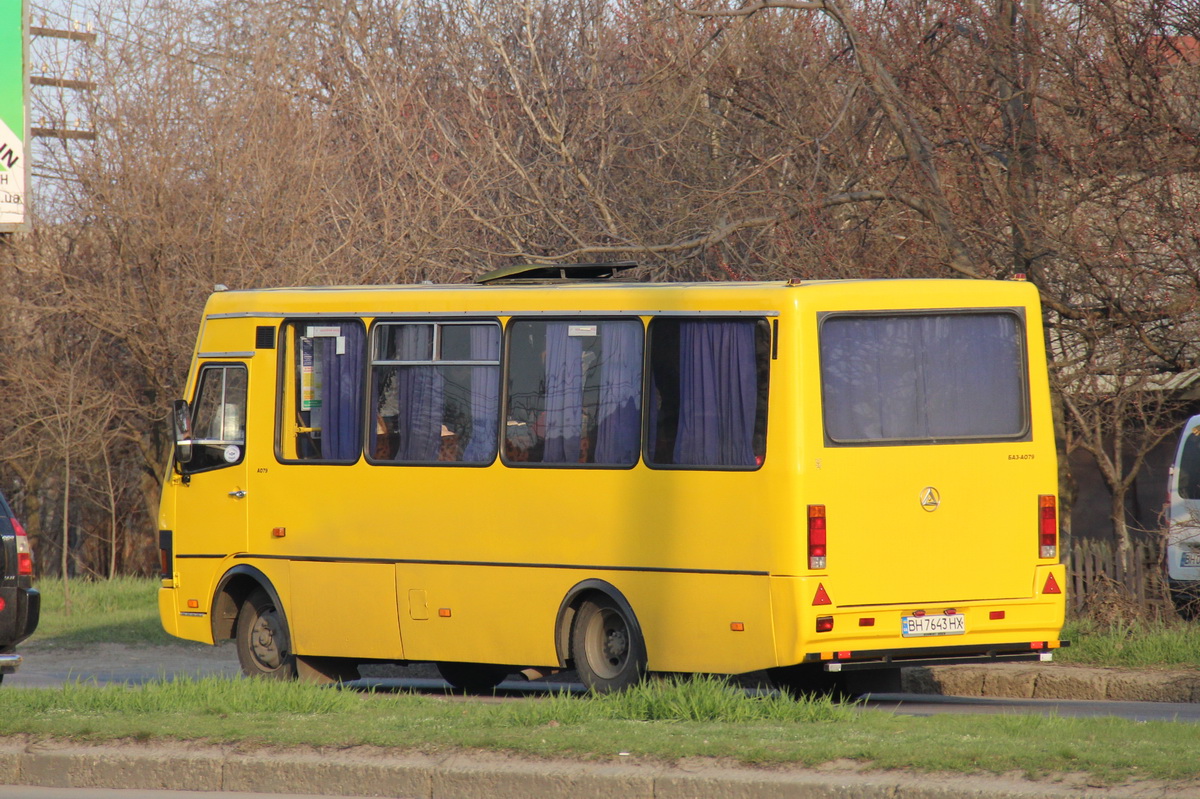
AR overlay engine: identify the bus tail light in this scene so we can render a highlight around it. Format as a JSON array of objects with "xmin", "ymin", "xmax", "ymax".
[
  {"xmin": 808, "ymin": 505, "xmax": 826, "ymax": 569},
  {"xmin": 1039, "ymin": 495, "xmax": 1057, "ymax": 559},
  {"xmin": 12, "ymin": 517, "xmax": 33, "ymax": 576},
  {"xmin": 815, "ymin": 616, "xmax": 834, "ymax": 633}
]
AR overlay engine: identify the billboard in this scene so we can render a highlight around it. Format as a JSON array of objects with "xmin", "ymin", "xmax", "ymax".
[{"xmin": 0, "ymin": 0, "xmax": 29, "ymax": 232}]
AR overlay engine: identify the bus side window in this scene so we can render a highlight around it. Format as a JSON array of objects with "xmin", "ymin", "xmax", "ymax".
[
  {"xmin": 369, "ymin": 321, "xmax": 501, "ymax": 465},
  {"xmin": 185, "ymin": 364, "xmax": 247, "ymax": 473},
  {"xmin": 647, "ymin": 318, "xmax": 770, "ymax": 469},
  {"xmin": 282, "ymin": 321, "xmax": 366, "ymax": 462},
  {"xmin": 503, "ymin": 319, "xmax": 643, "ymax": 467}
]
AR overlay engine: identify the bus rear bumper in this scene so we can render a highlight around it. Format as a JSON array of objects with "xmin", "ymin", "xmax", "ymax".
[{"xmin": 804, "ymin": 640, "xmax": 1069, "ymax": 672}]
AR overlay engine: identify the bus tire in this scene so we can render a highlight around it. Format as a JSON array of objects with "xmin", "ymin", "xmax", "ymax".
[
  {"xmin": 235, "ymin": 588, "xmax": 297, "ymax": 680},
  {"xmin": 436, "ymin": 661, "xmax": 510, "ymax": 693},
  {"xmin": 571, "ymin": 595, "xmax": 646, "ymax": 694}
]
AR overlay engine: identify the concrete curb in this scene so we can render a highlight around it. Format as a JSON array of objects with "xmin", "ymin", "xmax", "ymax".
[
  {"xmin": 0, "ymin": 740, "xmax": 1195, "ymax": 798},
  {"xmin": 907, "ymin": 664, "xmax": 1200, "ymax": 703}
]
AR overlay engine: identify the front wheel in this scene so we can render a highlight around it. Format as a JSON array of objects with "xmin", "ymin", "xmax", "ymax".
[
  {"xmin": 571, "ymin": 595, "xmax": 646, "ymax": 694},
  {"xmin": 235, "ymin": 588, "xmax": 297, "ymax": 679}
]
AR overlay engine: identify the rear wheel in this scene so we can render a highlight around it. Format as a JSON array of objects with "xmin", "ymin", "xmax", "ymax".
[
  {"xmin": 235, "ymin": 588, "xmax": 297, "ymax": 680},
  {"xmin": 571, "ymin": 595, "xmax": 646, "ymax": 694},
  {"xmin": 436, "ymin": 661, "xmax": 510, "ymax": 693}
]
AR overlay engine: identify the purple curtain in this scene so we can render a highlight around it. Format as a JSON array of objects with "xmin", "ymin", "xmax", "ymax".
[
  {"xmin": 594, "ymin": 321, "xmax": 642, "ymax": 465},
  {"xmin": 395, "ymin": 325, "xmax": 445, "ymax": 461},
  {"xmin": 542, "ymin": 323, "xmax": 583, "ymax": 463},
  {"xmin": 674, "ymin": 320, "xmax": 756, "ymax": 466},
  {"xmin": 319, "ymin": 323, "xmax": 365, "ymax": 461},
  {"xmin": 462, "ymin": 325, "xmax": 500, "ymax": 463}
]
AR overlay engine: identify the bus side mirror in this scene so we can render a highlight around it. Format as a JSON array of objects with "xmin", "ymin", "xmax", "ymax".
[{"xmin": 173, "ymin": 399, "xmax": 194, "ymax": 465}]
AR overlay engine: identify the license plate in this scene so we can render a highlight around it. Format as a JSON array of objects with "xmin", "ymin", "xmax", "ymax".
[
  {"xmin": 1181, "ymin": 551, "xmax": 1200, "ymax": 568},
  {"xmin": 902, "ymin": 614, "xmax": 965, "ymax": 637}
]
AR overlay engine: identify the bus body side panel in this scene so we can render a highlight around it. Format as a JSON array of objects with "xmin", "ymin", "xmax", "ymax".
[
  {"xmin": 380, "ymin": 466, "xmax": 782, "ymax": 672},
  {"xmin": 289, "ymin": 561, "xmax": 403, "ymax": 660},
  {"xmin": 248, "ymin": 463, "xmax": 407, "ymax": 661},
  {"xmin": 393, "ymin": 563, "xmax": 776, "ymax": 675}
]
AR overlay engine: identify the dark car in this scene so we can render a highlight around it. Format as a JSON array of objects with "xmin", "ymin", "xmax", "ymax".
[{"xmin": 0, "ymin": 491, "xmax": 38, "ymax": 683}]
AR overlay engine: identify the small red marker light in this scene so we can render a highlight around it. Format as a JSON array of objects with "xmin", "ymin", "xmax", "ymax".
[
  {"xmin": 859, "ymin": 617, "xmax": 875, "ymax": 627},
  {"xmin": 816, "ymin": 616, "xmax": 834, "ymax": 633},
  {"xmin": 837, "ymin": 651, "xmax": 851, "ymax": 659},
  {"xmin": 1031, "ymin": 641, "xmax": 1045, "ymax": 649},
  {"xmin": 990, "ymin": 611, "xmax": 1006, "ymax": 620}
]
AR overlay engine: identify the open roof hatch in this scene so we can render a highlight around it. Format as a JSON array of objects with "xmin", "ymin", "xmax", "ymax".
[{"xmin": 475, "ymin": 261, "xmax": 638, "ymax": 285}]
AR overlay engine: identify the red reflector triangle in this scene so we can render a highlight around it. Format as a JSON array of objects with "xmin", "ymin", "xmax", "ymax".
[
  {"xmin": 1043, "ymin": 573, "xmax": 1061, "ymax": 594},
  {"xmin": 813, "ymin": 583, "xmax": 832, "ymax": 606}
]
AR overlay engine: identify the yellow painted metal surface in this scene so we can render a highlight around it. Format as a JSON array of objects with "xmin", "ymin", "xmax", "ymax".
[{"xmin": 159, "ymin": 278, "xmax": 1064, "ymax": 674}]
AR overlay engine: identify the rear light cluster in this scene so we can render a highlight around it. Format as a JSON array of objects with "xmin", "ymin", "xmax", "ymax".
[
  {"xmin": 807, "ymin": 505, "xmax": 826, "ymax": 569},
  {"xmin": 1039, "ymin": 495, "xmax": 1057, "ymax": 559},
  {"xmin": 12, "ymin": 516, "xmax": 33, "ymax": 576}
]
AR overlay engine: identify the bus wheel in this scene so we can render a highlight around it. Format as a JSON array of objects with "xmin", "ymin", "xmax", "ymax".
[
  {"xmin": 436, "ymin": 661, "xmax": 510, "ymax": 693},
  {"xmin": 235, "ymin": 588, "xmax": 297, "ymax": 680},
  {"xmin": 571, "ymin": 595, "xmax": 646, "ymax": 694}
]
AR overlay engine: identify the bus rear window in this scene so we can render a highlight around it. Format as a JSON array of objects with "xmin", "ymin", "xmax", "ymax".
[{"xmin": 819, "ymin": 311, "xmax": 1028, "ymax": 445}]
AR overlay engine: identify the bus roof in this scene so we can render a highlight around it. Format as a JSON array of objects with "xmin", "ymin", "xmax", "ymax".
[{"xmin": 199, "ymin": 278, "xmax": 1040, "ymax": 318}]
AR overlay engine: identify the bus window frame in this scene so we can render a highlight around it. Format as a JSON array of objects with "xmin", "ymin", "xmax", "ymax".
[
  {"xmin": 500, "ymin": 315, "xmax": 645, "ymax": 471},
  {"xmin": 366, "ymin": 317, "xmax": 503, "ymax": 468},
  {"xmin": 180, "ymin": 361, "xmax": 249, "ymax": 476},
  {"xmin": 642, "ymin": 316, "xmax": 771, "ymax": 472},
  {"xmin": 816, "ymin": 306, "xmax": 1033, "ymax": 448},
  {"xmin": 274, "ymin": 317, "xmax": 368, "ymax": 466}
]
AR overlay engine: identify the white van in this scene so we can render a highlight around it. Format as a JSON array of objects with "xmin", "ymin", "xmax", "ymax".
[{"xmin": 1166, "ymin": 415, "xmax": 1200, "ymax": 617}]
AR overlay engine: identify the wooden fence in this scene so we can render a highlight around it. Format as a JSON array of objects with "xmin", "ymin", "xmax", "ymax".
[{"xmin": 1065, "ymin": 538, "xmax": 1169, "ymax": 617}]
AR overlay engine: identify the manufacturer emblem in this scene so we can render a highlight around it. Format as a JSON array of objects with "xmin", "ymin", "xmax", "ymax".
[{"xmin": 920, "ymin": 486, "xmax": 941, "ymax": 512}]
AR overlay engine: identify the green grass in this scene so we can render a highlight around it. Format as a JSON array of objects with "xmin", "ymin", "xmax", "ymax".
[
  {"xmin": 0, "ymin": 674, "xmax": 1195, "ymax": 782},
  {"xmin": 1056, "ymin": 618, "xmax": 1200, "ymax": 670},
  {"xmin": 13, "ymin": 577, "xmax": 1200, "ymax": 784},
  {"xmin": 29, "ymin": 576, "xmax": 175, "ymax": 646}
]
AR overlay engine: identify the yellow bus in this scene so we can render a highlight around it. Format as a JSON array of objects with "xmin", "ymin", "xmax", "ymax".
[{"xmin": 158, "ymin": 264, "xmax": 1066, "ymax": 695}]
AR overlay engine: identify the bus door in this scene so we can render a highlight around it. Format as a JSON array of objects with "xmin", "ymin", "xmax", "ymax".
[{"xmin": 172, "ymin": 362, "xmax": 250, "ymax": 597}]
